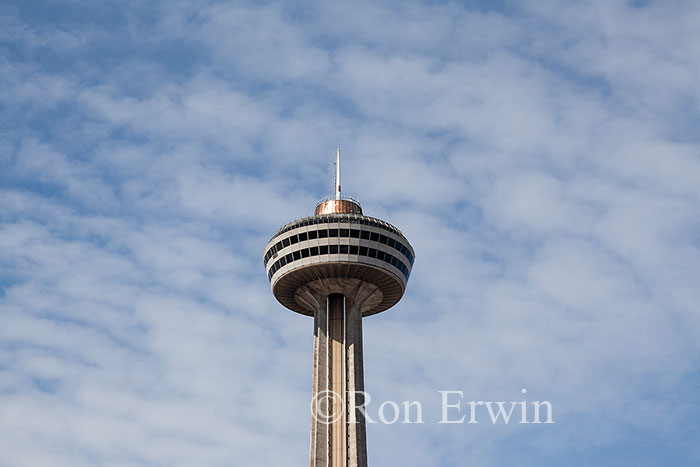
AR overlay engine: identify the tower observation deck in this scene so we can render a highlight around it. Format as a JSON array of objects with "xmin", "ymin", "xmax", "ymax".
[{"xmin": 262, "ymin": 149, "xmax": 415, "ymax": 467}]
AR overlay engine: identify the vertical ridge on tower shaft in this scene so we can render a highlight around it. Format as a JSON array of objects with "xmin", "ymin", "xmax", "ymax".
[{"xmin": 328, "ymin": 294, "xmax": 345, "ymax": 466}]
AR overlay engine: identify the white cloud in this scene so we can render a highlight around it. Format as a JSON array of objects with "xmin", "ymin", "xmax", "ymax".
[{"xmin": 1, "ymin": 1, "xmax": 700, "ymax": 466}]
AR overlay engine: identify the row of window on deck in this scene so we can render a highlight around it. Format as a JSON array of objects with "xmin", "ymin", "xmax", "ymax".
[
  {"xmin": 266, "ymin": 244, "xmax": 411, "ymax": 282},
  {"xmin": 264, "ymin": 228, "xmax": 414, "ymax": 267},
  {"xmin": 274, "ymin": 215, "xmax": 400, "ymax": 238}
]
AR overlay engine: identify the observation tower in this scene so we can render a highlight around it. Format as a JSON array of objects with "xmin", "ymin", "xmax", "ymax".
[{"xmin": 262, "ymin": 149, "xmax": 415, "ymax": 467}]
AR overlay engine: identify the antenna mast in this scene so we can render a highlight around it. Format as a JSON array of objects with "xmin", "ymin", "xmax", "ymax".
[
  {"xmin": 314, "ymin": 147, "xmax": 362, "ymax": 215},
  {"xmin": 335, "ymin": 148, "xmax": 341, "ymax": 200}
]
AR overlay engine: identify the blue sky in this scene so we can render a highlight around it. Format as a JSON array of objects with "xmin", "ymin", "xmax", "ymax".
[{"xmin": 1, "ymin": 0, "xmax": 700, "ymax": 465}]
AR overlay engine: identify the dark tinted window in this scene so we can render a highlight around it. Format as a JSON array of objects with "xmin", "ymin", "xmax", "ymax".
[
  {"xmin": 391, "ymin": 257, "xmax": 398, "ymax": 267},
  {"xmin": 349, "ymin": 245, "xmax": 358, "ymax": 255},
  {"xmin": 350, "ymin": 229, "xmax": 360, "ymax": 238},
  {"xmin": 330, "ymin": 245, "xmax": 338, "ymax": 254},
  {"xmin": 301, "ymin": 248, "xmax": 310, "ymax": 258},
  {"xmin": 319, "ymin": 230, "xmax": 328, "ymax": 238},
  {"xmin": 328, "ymin": 229, "xmax": 338, "ymax": 237},
  {"xmin": 379, "ymin": 234, "xmax": 387, "ymax": 244},
  {"xmin": 320, "ymin": 245, "xmax": 328, "ymax": 254},
  {"xmin": 340, "ymin": 229, "xmax": 349, "ymax": 237},
  {"xmin": 339, "ymin": 245, "xmax": 348, "ymax": 254},
  {"xmin": 376, "ymin": 251, "xmax": 385, "ymax": 261},
  {"xmin": 298, "ymin": 232, "xmax": 308, "ymax": 241},
  {"xmin": 359, "ymin": 246, "xmax": 368, "ymax": 256},
  {"xmin": 286, "ymin": 253, "xmax": 293, "ymax": 262},
  {"xmin": 308, "ymin": 230, "xmax": 318, "ymax": 240},
  {"xmin": 282, "ymin": 238, "xmax": 290, "ymax": 247},
  {"xmin": 387, "ymin": 238, "xmax": 395, "ymax": 248},
  {"xmin": 370, "ymin": 232, "xmax": 379, "ymax": 242},
  {"xmin": 361, "ymin": 231, "xmax": 370, "ymax": 240},
  {"xmin": 368, "ymin": 248, "xmax": 377, "ymax": 258},
  {"xmin": 290, "ymin": 235, "xmax": 298, "ymax": 245},
  {"xmin": 276, "ymin": 241, "xmax": 283, "ymax": 251},
  {"xmin": 310, "ymin": 246, "xmax": 319, "ymax": 256},
  {"xmin": 280, "ymin": 257, "xmax": 287, "ymax": 266},
  {"xmin": 293, "ymin": 251, "xmax": 301, "ymax": 260}
]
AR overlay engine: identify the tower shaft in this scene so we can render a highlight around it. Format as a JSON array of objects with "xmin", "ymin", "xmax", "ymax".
[{"xmin": 302, "ymin": 283, "xmax": 378, "ymax": 467}]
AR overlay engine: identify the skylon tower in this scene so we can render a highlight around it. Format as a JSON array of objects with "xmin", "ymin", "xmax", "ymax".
[{"xmin": 262, "ymin": 149, "xmax": 415, "ymax": 467}]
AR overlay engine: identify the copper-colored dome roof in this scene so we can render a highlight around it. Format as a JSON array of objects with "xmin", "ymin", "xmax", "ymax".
[{"xmin": 314, "ymin": 196, "xmax": 362, "ymax": 215}]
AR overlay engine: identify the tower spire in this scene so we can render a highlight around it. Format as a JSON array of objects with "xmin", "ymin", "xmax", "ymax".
[
  {"xmin": 315, "ymin": 148, "xmax": 361, "ymax": 215},
  {"xmin": 335, "ymin": 148, "xmax": 341, "ymax": 200}
]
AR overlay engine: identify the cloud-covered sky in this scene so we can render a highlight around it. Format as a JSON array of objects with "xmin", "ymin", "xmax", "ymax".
[{"xmin": 2, "ymin": 0, "xmax": 700, "ymax": 465}]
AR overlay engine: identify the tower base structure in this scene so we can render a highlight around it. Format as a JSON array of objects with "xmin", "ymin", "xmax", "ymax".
[{"xmin": 297, "ymin": 279, "xmax": 382, "ymax": 467}]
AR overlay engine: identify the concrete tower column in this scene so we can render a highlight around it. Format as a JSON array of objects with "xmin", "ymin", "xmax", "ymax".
[{"xmin": 299, "ymin": 280, "xmax": 380, "ymax": 467}]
